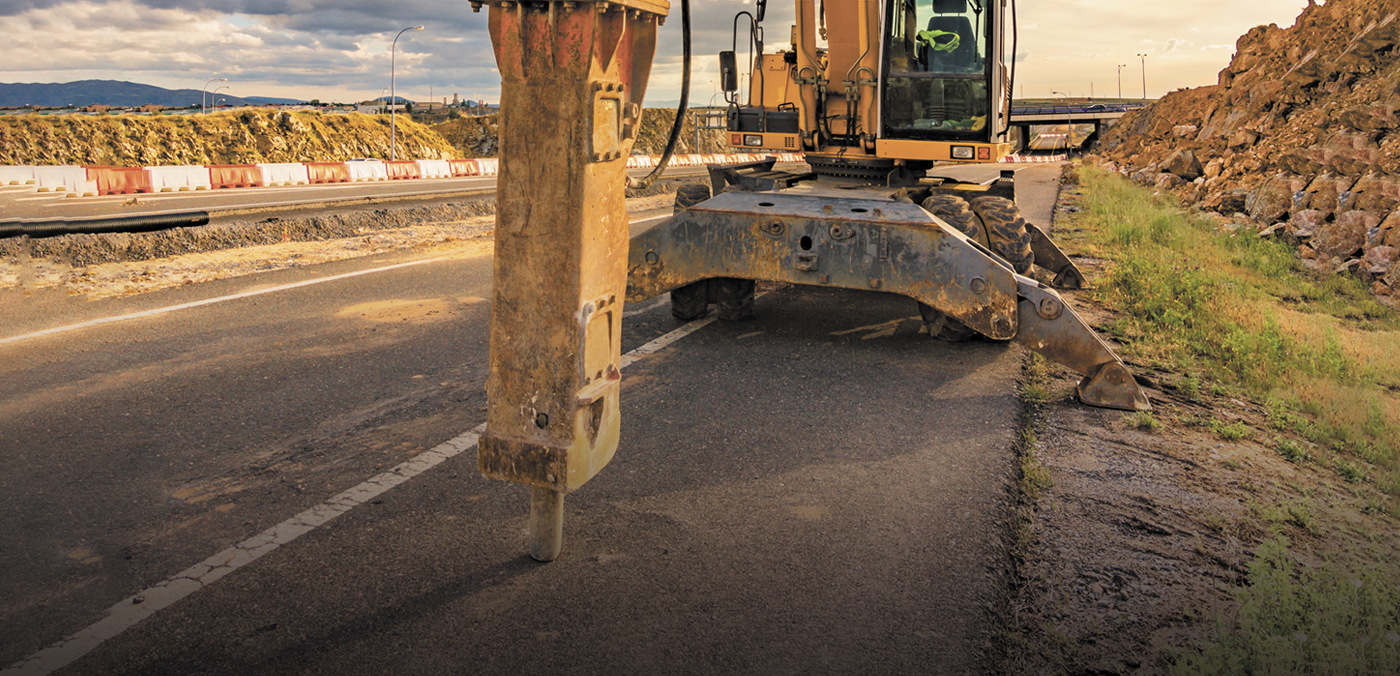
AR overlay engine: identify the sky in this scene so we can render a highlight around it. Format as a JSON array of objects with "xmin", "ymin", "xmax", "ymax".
[{"xmin": 0, "ymin": 0, "xmax": 1313, "ymax": 105}]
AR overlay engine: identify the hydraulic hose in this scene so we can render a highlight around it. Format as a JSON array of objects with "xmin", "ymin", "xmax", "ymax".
[{"xmin": 628, "ymin": 0, "xmax": 690, "ymax": 190}]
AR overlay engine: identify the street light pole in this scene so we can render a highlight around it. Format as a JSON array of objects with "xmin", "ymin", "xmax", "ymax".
[
  {"xmin": 1052, "ymin": 90, "xmax": 1074, "ymax": 152},
  {"xmin": 212, "ymin": 86, "xmax": 230, "ymax": 111},
  {"xmin": 1137, "ymin": 53, "xmax": 1148, "ymax": 100},
  {"xmin": 1117, "ymin": 64, "xmax": 1126, "ymax": 100},
  {"xmin": 203, "ymin": 77, "xmax": 227, "ymax": 115},
  {"xmin": 391, "ymin": 25, "xmax": 425, "ymax": 161}
]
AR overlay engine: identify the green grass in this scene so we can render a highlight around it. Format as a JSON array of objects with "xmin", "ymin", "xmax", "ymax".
[
  {"xmin": 1171, "ymin": 537, "xmax": 1400, "ymax": 675},
  {"xmin": 1069, "ymin": 166, "xmax": 1400, "ymax": 501},
  {"xmin": 1068, "ymin": 165, "xmax": 1400, "ymax": 671},
  {"xmin": 1127, "ymin": 411, "xmax": 1162, "ymax": 433}
]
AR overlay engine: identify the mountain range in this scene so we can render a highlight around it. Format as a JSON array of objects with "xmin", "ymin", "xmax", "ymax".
[{"xmin": 0, "ymin": 80, "xmax": 305, "ymax": 108}]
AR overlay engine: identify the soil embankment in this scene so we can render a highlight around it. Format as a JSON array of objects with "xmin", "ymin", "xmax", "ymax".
[
  {"xmin": 1091, "ymin": 0, "xmax": 1400, "ymax": 304},
  {"xmin": 0, "ymin": 110, "xmax": 457, "ymax": 166}
]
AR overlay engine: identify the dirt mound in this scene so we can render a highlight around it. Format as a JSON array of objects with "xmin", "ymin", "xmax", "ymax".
[
  {"xmin": 432, "ymin": 108, "xmax": 729, "ymax": 159},
  {"xmin": 0, "ymin": 110, "xmax": 458, "ymax": 166},
  {"xmin": 1090, "ymin": 0, "xmax": 1400, "ymax": 303}
]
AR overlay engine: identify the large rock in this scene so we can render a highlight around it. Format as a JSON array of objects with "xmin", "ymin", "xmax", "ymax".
[
  {"xmin": 1155, "ymin": 173, "xmax": 1187, "ymax": 190},
  {"xmin": 1248, "ymin": 175, "xmax": 1306, "ymax": 223},
  {"xmin": 1364, "ymin": 245, "xmax": 1398, "ymax": 274},
  {"xmin": 1288, "ymin": 209, "xmax": 1329, "ymax": 240},
  {"xmin": 1161, "ymin": 149, "xmax": 1204, "ymax": 180},
  {"xmin": 1202, "ymin": 189, "xmax": 1249, "ymax": 215},
  {"xmin": 1304, "ymin": 173, "xmax": 1357, "ymax": 218},
  {"xmin": 1313, "ymin": 210, "xmax": 1379, "ymax": 258},
  {"xmin": 1349, "ymin": 173, "xmax": 1400, "ymax": 213}
]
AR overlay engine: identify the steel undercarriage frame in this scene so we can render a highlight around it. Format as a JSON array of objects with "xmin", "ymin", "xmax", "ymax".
[{"xmin": 626, "ymin": 182, "xmax": 1150, "ymax": 412}]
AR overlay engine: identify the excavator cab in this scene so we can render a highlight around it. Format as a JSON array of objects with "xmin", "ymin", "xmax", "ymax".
[
  {"xmin": 725, "ymin": 0, "xmax": 1011, "ymax": 166},
  {"xmin": 885, "ymin": 0, "xmax": 993, "ymax": 140}
]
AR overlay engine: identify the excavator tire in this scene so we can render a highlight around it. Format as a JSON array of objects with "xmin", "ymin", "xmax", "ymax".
[
  {"xmin": 918, "ymin": 302, "xmax": 978, "ymax": 342},
  {"xmin": 671, "ymin": 281, "xmax": 709, "ymax": 321},
  {"xmin": 714, "ymin": 278, "xmax": 755, "ymax": 321},
  {"xmin": 673, "ymin": 182, "xmax": 713, "ymax": 214},
  {"xmin": 970, "ymin": 196, "xmax": 1034, "ymax": 275},
  {"xmin": 670, "ymin": 183, "xmax": 716, "ymax": 320},
  {"xmin": 920, "ymin": 194, "xmax": 987, "ymax": 245}
]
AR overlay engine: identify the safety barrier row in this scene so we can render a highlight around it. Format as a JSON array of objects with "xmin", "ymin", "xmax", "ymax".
[{"xmin": 0, "ymin": 153, "xmax": 812, "ymax": 198}]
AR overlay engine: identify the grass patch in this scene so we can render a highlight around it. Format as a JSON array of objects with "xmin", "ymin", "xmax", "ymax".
[
  {"xmin": 1127, "ymin": 411, "xmax": 1162, "ymax": 433},
  {"xmin": 1068, "ymin": 166, "xmax": 1400, "ymax": 500},
  {"xmin": 1171, "ymin": 537, "xmax": 1400, "ymax": 674},
  {"xmin": 1019, "ymin": 428, "xmax": 1053, "ymax": 500}
]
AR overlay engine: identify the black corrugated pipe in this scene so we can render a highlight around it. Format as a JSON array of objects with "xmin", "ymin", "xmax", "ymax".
[{"xmin": 0, "ymin": 211, "xmax": 210, "ymax": 240}]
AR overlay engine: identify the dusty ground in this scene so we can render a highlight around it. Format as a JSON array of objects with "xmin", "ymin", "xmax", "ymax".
[{"xmin": 1003, "ymin": 180, "xmax": 1400, "ymax": 675}]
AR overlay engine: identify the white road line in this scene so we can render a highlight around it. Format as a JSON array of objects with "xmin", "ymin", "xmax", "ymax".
[
  {"xmin": 0, "ymin": 258, "xmax": 446, "ymax": 346},
  {"xmin": 2, "ymin": 310, "xmax": 723, "ymax": 676}
]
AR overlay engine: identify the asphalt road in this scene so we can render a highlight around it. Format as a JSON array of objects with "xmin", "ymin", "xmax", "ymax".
[{"xmin": 1, "ymin": 163, "xmax": 1065, "ymax": 675}]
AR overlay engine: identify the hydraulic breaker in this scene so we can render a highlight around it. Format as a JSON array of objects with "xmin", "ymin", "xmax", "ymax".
[{"xmin": 476, "ymin": 0, "xmax": 668, "ymax": 561}]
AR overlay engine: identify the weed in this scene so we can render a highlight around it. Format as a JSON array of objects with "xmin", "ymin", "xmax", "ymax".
[
  {"xmin": 1127, "ymin": 411, "xmax": 1161, "ymax": 433},
  {"xmin": 1335, "ymin": 460, "xmax": 1368, "ymax": 485},
  {"xmin": 1220, "ymin": 458, "xmax": 1242, "ymax": 470},
  {"xmin": 1209, "ymin": 419, "xmax": 1252, "ymax": 441},
  {"xmin": 1276, "ymin": 439, "xmax": 1310, "ymax": 464},
  {"xmin": 1021, "ymin": 382, "xmax": 1052, "ymax": 402},
  {"xmin": 1180, "ymin": 376, "xmax": 1202, "ymax": 401}
]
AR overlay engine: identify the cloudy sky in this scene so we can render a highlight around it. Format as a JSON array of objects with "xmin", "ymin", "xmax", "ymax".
[{"xmin": 0, "ymin": 0, "xmax": 1311, "ymax": 104}]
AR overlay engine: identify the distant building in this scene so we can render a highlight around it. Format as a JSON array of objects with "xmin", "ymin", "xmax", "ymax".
[
  {"xmin": 138, "ymin": 104, "xmax": 163, "ymax": 113},
  {"xmin": 84, "ymin": 104, "xmax": 112, "ymax": 113}
]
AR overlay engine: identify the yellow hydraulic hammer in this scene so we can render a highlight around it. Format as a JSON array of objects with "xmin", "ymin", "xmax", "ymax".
[{"xmin": 474, "ymin": 0, "xmax": 669, "ymax": 561}]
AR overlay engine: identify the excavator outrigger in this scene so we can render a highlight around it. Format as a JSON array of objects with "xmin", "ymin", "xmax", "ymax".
[{"xmin": 472, "ymin": 0, "xmax": 1149, "ymax": 561}]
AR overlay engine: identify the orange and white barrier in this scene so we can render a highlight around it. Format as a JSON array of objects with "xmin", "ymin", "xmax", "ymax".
[
  {"xmin": 258, "ymin": 163, "xmax": 311, "ymax": 186},
  {"xmin": 346, "ymin": 159, "xmax": 388, "ymax": 182},
  {"xmin": 416, "ymin": 159, "xmax": 452, "ymax": 179},
  {"xmin": 147, "ymin": 165, "xmax": 212, "ymax": 192}
]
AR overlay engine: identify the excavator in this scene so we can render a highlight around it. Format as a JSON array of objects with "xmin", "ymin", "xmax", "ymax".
[{"xmin": 469, "ymin": 0, "xmax": 1150, "ymax": 561}]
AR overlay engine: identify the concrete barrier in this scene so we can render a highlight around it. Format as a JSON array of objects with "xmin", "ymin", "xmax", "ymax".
[
  {"xmin": 416, "ymin": 159, "xmax": 452, "ymax": 179},
  {"xmin": 34, "ymin": 166, "xmax": 91, "ymax": 194},
  {"xmin": 346, "ymin": 159, "xmax": 388, "ymax": 182},
  {"xmin": 306, "ymin": 162, "xmax": 351, "ymax": 184},
  {"xmin": 0, "ymin": 166, "xmax": 35, "ymax": 185},
  {"xmin": 207, "ymin": 165, "xmax": 264, "ymax": 189},
  {"xmin": 257, "ymin": 163, "xmax": 311, "ymax": 186},
  {"xmin": 87, "ymin": 166, "xmax": 155, "ymax": 196},
  {"xmin": 384, "ymin": 160, "xmax": 422, "ymax": 180},
  {"xmin": 146, "ymin": 165, "xmax": 212, "ymax": 192}
]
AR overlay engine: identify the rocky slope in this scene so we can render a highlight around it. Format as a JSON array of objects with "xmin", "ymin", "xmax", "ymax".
[
  {"xmin": 1090, "ymin": 0, "xmax": 1400, "ymax": 303},
  {"xmin": 0, "ymin": 110, "xmax": 457, "ymax": 166}
]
